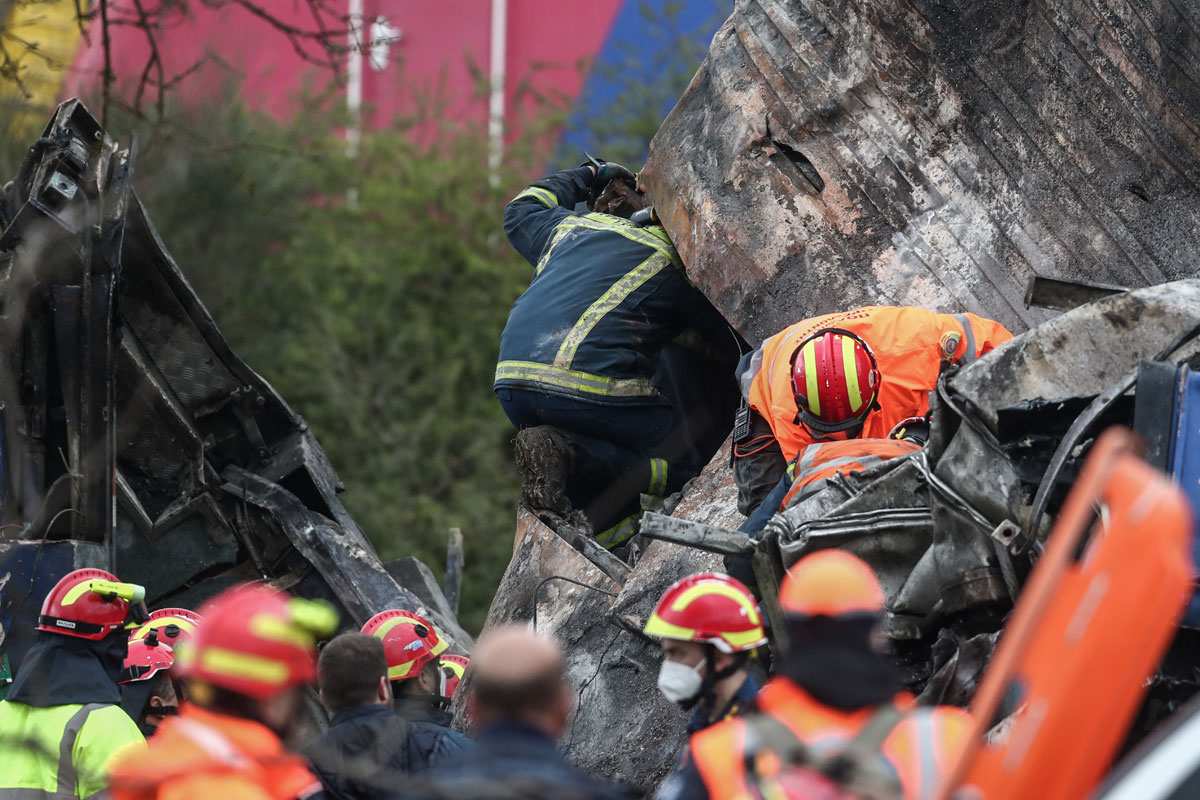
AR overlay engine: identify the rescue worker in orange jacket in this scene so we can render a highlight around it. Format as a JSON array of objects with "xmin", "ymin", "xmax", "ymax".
[
  {"xmin": 732, "ymin": 306, "xmax": 1012, "ymax": 516},
  {"xmin": 657, "ymin": 551, "xmax": 971, "ymax": 800},
  {"xmin": 739, "ymin": 434, "xmax": 925, "ymax": 537},
  {"xmin": 107, "ymin": 583, "xmax": 338, "ymax": 800},
  {"xmin": 643, "ymin": 574, "xmax": 766, "ymax": 739}
]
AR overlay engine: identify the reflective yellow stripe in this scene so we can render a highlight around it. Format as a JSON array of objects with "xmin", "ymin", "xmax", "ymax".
[
  {"xmin": 842, "ymin": 334, "xmax": 862, "ymax": 413},
  {"xmin": 535, "ymin": 224, "xmax": 575, "ymax": 275},
  {"xmin": 200, "ymin": 647, "xmax": 289, "ymax": 686},
  {"xmin": 648, "ymin": 458, "xmax": 669, "ymax": 496},
  {"xmin": 671, "ymin": 583, "xmax": 762, "ymax": 625},
  {"xmin": 387, "ymin": 661, "xmax": 418, "ymax": 680},
  {"xmin": 535, "ymin": 215, "xmax": 680, "ymax": 276},
  {"xmin": 495, "ymin": 361, "xmax": 662, "ymax": 398},
  {"xmin": 442, "ymin": 660, "xmax": 466, "ymax": 679},
  {"xmin": 60, "ymin": 582, "xmax": 94, "ymax": 607},
  {"xmin": 249, "ymin": 613, "xmax": 314, "ymax": 649},
  {"xmin": 554, "ymin": 250, "xmax": 673, "ymax": 368},
  {"xmin": 130, "ymin": 617, "xmax": 198, "ymax": 640},
  {"xmin": 370, "ymin": 616, "xmax": 446, "ymax": 656},
  {"xmin": 596, "ymin": 515, "xmax": 639, "ymax": 548},
  {"xmin": 723, "ymin": 627, "xmax": 767, "ymax": 649},
  {"xmin": 643, "ymin": 612, "xmax": 697, "ymax": 641},
  {"xmin": 513, "ymin": 186, "xmax": 557, "ymax": 207},
  {"xmin": 802, "ymin": 343, "xmax": 821, "ymax": 416}
]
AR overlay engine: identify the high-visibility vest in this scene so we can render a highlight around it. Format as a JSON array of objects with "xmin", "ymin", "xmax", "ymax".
[
  {"xmin": 0, "ymin": 699, "xmax": 145, "ymax": 799},
  {"xmin": 781, "ymin": 439, "xmax": 921, "ymax": 509},
  {"xmin": 690, "ymin": 679, "xmax": 971, "ymax": 800},
  {"xmin": 107, "ymin": 704, "xmax": 321, "ymax": 800},
  {"xmin": 744, "ymin": 307, "xmax": 1012, "ymax": 461}
]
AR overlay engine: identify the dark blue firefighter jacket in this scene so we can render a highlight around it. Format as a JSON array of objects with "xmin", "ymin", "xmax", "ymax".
[{"xmin": 496, "ymin": 166, "xmax": 731, "ymax": 406}]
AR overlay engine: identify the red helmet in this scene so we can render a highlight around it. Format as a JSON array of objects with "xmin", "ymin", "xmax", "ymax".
[
  {"xmin": 790, "ymin": 328, "xmax": 880, "ymax": 435},
  {"xmin": 174, "ymin": 583, "xmax": 338, "ymax": 700},
  {"xmin": 361, "ymin": 609, "xmax": 447, "ymax": 681},
  {"xmin": 128, "ymin": 607, "xmax": 201, "ymax": 649},
  {"xmin": 121, "ymin": 632, "xmax": 175, "ymax": 684},
  {"xmin": 779, "ymin": 550, "xmax": 885, "ymax": 618},
  {"xmin": 643, "ymin": 572, "xmax": 767, "ymax": 653},
  {"xmin": 37, "ymin": 568, "xmax": 146, "ymax": 641},
  {"xmin": 439, "ymin": 654, "xmax": 469, "ymax": 700}
]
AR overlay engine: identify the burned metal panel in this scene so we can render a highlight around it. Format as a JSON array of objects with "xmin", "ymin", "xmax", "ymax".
[
  {"xmin": 643, "ymin": 0, "xmax": 1200, "ymax": 343},
  {"xmin": 0, "ymin": 100, "xmax": 470, "ymax": 664}
]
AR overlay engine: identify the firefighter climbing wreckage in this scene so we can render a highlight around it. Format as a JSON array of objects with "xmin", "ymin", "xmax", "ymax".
[{"xmin": 6, "ymin": 0, "xmax": 1200, "ymax": 792}]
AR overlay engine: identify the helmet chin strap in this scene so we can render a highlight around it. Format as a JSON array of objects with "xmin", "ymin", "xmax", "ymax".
[{"xmin": 683, "ymin": 645, "xmax": 744, "ymax": 714}]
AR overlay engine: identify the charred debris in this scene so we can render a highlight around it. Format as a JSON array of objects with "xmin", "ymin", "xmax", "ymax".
[
  {"xmin": 0, "ymin": 101, "xmax": 471, "ymax": 690},
  {"xmin": 2, "ymin": 0, "xmax": 1200, "ymax": 792}
]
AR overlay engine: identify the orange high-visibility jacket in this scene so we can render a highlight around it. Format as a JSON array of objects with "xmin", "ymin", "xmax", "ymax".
[
  {"xmin": 781, "ymin": 439, "xmax": 921, "ymax": 509},
  {"xmin": 691, "ymin": 679, "xmax": 971, "ymax": 800},
  {"xmin": 742, "ymin": 307, "xmax": 1012, "ymax": 461},
  {"xmin": 107, "ymin": 704, "xmax": 322, "ymax": 800}
]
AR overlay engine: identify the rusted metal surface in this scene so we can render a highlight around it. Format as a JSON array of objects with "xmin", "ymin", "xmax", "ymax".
[{"xmin": 643, "ymin": 0, "xmax": 1200, "ymax": 342}]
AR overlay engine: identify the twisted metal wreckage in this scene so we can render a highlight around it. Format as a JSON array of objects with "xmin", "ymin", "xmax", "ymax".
[
  {"xmin": 2, "ymin": 0, "xmax": 1200, "ymax": 792},
  {"xmin": 471, "ymin": 0, "xmax": 1200, "ymax": 791},
  {"xmin": 0, "ymin": 100, "xmax": 472, "ymax": 693}
]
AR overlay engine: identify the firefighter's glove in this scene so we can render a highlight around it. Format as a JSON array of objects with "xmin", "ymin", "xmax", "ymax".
[{"xmin": 580, "ymin": 156, "xmax": 635, "ymax": 189}]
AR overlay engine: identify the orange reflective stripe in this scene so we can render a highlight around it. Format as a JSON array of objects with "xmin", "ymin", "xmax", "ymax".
[
  {"xmin": 781, "ymin": 440, "xmax": 920, "ymax": 508},
  {"xmin": 692, "ymin": 719, "xmax": 753, "ymax": 799}
]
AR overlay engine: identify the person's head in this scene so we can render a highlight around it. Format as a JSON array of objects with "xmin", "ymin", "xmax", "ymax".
[
  {"xmin": 318, "ymin": 632, "xmax": 391, "ymax": 714},
  {"xmin": 467, "ymin": 626, "xmax": 570, "ymax": 738},
  {"xmin": 439, "ymin": 655, "xmax": 469, "ymax": 702},
  {"xmin": 361, "ymin": 609, "xmax": 446, "ymax": 702},
  {"xmin": 591, "ymin": 178, "xmax": 650, "ymax": 218},
  {"xmin": 120, "ymin": 629, "xmax": 180, "ymax": 735},
  {"xmin": 127, "ymin": 608, "xmax": 201, "ymax": 651},
  {"xmin": 174, "ymin": 583, "xmax": 338, "ymax": 737},
  {"xmin": 790, "ymin": 329, "xmax": 881, "ymax": 440},
  {"xmin": 776, "ymin": 550, "xmax": 901, "ymax": 711},
  {"xmin": 644, "ymin": 573, "xmax": 765, "ymax": 709},
  {"xmin": 145, "ymin": 672, "xmax": 179, "ymax": 731},
  {"xmin": 38, "ymin": 568, "xmax": 146, "ymax": 642}
]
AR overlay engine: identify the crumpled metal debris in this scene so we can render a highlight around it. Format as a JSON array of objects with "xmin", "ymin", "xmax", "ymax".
[{"xmin": 0, "ymin": 100, "xmax": 470, "ymax": 676}]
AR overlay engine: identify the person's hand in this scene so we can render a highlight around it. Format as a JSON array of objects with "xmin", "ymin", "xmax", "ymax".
[{"xmin": 595, "ymin": 161, "xmax": 635, "ymax": 187}]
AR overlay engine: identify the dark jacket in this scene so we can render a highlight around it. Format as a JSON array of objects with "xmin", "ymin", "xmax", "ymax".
[
  {"xmin": 305, "ymin": 705, "xmax": 464, "ymax": 800},
  {"xmin": 417, "ymin": 720, "xmax": 632, "ymax": 800},
  {"xmin": 497, "ymin": 167, "xmax": 731, "ymax": 406},
  {"xmin": 393, "ymin": 697, "xmax": 474, "ymax": 755},
  {"xmin": 687, "ymin": 674, "xmax": 759, "ymax": 735}
]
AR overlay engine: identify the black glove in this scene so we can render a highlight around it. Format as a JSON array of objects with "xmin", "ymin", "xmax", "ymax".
[{"xmin": 579, "ymin": 155, "xmax": 635, "ymax": 188}]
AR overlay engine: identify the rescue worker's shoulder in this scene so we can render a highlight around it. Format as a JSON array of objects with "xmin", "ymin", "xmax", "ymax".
[{"xmin": 75, "ymin": 705, "xmax": 145, "ymax": 798}]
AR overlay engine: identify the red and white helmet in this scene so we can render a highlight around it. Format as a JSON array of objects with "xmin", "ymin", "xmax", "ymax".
[
  {"xmin": 174, "ymin": 583, "xmax": 338, "ymax": 699},
  {"xmin": 439, "ymin": 654, "xmax": 469, "ymax": 700},
  {"xmin": 361, "ymin": 609, "xmax": 447, "ymax": 681},
  {"xmin": 790, "ymin": 328, "xmax": 880, "ymax": 435},
  {"xmin": 643, "ymin": 573, "xmax": 767, "ymax": 653},
  {"xmin": 121, "ymin": 634, "xmax": 175, "ymax": 684},
  {"xmin": 37, "ymin": 569, "xmax": 145, "ymax": 641},
  {"xmin": 128, "ymin": 607, "xmax": 201, "ymax": 649}
]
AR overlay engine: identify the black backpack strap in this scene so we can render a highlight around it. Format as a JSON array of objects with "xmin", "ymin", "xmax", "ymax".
[
  {"xmin": 818, "ymin": 703, "xmax": 906, "ymax": 799},
  {"xmin": 741, "ymin": 711, "xmax": 812, "ymax": 772}
]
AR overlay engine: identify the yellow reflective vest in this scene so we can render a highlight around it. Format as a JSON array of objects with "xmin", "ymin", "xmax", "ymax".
[{"xmin": 0, "ymin": 699, "xmax": 145, "ymax": 799}]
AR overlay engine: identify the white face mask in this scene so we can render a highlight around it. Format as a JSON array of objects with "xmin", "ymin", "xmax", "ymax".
[{"xmin": 657, "ymin": 658, "xmax": 705, "ymax": 704}]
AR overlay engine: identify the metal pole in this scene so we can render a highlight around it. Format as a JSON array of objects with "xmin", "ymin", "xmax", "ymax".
[
  {"xmin": 445, "ymin": 527, "xmax": 463, "ymax": 616},
  {"xmin": 487, "ymin": 0, "xmax": 507, "ymax": 185}
]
